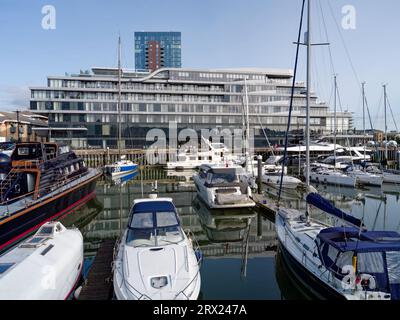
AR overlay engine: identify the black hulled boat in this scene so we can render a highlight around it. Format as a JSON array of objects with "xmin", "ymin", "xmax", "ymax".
[{"xmin": 0, "ymin": 142, "xmax": 101, "ymax": 253}]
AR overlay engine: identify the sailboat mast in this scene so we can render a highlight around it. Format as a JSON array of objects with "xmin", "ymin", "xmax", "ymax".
[
  {"xmin": 244, "ymin": 78, "xmax": 250, "ymax": 163},
  {"xmin": 383, "ymin": 84, "xmax": 388, "ymax": 166},
  {"xmin": 333, "ymin": 74, "xmax": 337, "ymax": 166},
  {"xmin": 305, "ymin": 0, "xmax": 311, "ymax": 187},
  {"xmin": 118, "ymin": 36, "xmax": 122, "ymax": 157},
  {"xmin": 362, "ymin": 82, "xmax": 366, "ymax": 166}
]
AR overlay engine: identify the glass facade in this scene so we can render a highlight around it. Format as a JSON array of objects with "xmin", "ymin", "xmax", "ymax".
[
  {"xmin": 29, "ymin": 67, "xmax": 353, "ymax": 149},
  {"xmin": 135, "ymin": 32, "xmax": 181, "ymax": 72}
]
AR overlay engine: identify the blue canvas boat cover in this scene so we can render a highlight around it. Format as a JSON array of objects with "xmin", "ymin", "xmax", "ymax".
[
  {"xmin": 306, "ymin": 192, "xmax": 363, "ymax": 227},
  {"xmin": 317, "ymin": 227, "xmax": 400, "ymax": 253},
  {"xmin": 133, "ymin": 200, "xmax": 176, "ymax": 213}
]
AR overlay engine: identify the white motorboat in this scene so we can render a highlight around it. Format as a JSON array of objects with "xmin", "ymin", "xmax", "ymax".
[
  {"xmin": 193, "ymin": 164, "xmax": 255, "ymax": 209},
  {"xmin": 382, "ymin": 169, "xmax": 400, "ymax": 184},
  {"xmin": 104, "ymin": 158, "xmax": 138, "ymax": 177},
  {"xmin": 0, "ymin": 222, "xmax": 83, "ymax": 300},
  {"xmin": 308, "ymin": 167, "xmax": 357, "ymax": 187},
  {"xmin": 365, "ymin": 166, "xmax": 400, "ymax": 184},
  {"xmin": 277, "ymin": 193, "xmax": 400, "ymax": 300},
  {"xmin": 263, "ymin": 155, "xmax": 285, "ymax": 173},
  {"xmin": 166, "ymin": 138, "xmax": 234, "ymax": 170},
  {"xmin": 345, "ymin": 166, "xmax": 383, "ymax": 187},
  {"xmin": 262, "ymin": 168, "xmax": 302, "ymax": 190},
  {"xmin": 113, "ymin": 195, "xmax": 201, "ymax": 300}
]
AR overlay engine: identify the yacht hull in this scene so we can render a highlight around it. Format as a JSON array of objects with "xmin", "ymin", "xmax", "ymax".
[
  {"xmin": 309, "ymin": 172, "xmax": 356, "ymax": 187},
  {"xmin": 262, "ymin": 175, "xmax": 301, "ymax": 189},
  {"xmin": 105, "ymin": 164, "xmax": 138, "ymax": 176},
  {"xmin": 0, "ymin": 171, "xmax": 100, "ymax": 254},
  {"xmin": 278, "ymin": 243, "xmax": 345, "ymax": 300}
]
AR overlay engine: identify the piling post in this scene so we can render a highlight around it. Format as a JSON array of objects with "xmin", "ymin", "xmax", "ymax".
[{"xmin": 257, "ymin": 155, "xmax": 263, "ymax": 194}]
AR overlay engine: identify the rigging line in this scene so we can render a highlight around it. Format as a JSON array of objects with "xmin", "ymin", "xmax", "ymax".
[
  {"xmin": 371, "ymin": 199, "xmax": 383, "ymax": 231},
  {"xmin": 386, "ymin": 94, "xmax": 399, "ymax": 132},
  {"xmin": 326, "ymin": 0, "xmax": 362, "ymax": 89},
  {"xmin": 365, "ymin": 95, "xmax": 381, "ymax": 163},
  {"xmin": 374, "ymin": 90, "xmax": 383, "ymax": 129},
  {"xmin": 256, "ymin": 114, "xmax": 275, "ymax": 157},
  {"xmin": 278, "ymin": 0, "xmax": 306, "ymax": 204},
  {"xmin": 315, "ymin": 1, "xmax": 330, "ymax": 102},
  {"xmin": 318, "ymin": 0, "xmax": 335, "ymax": 75},
  {"xmin": 336, "ymin": 79, "xmax": 353, "ymax": 155}
]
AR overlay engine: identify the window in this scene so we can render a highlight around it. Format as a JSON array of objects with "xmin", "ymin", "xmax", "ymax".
[
  {"xmin": 130, "ymin": 212, "xmax": 153, "ymax": 228},
  {"xmin": 156, "ymin": 211, "xmax": 178, "ymax": 227},
  {"xmin": 0, "ymin": 263, "xmax": 14, "ymax": 274},
  {"xmin": 387, "ymin": 251, "xmax": 400, "ymax": 284},
  {"xmin": 18, "ymin": 147, "xmax": 29, "ymax": 156},
  {"xmin": 358, "ymin": 252, "xmax": 384, "ymax": 274}
]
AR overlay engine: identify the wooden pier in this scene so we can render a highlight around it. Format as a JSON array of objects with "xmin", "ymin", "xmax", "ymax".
[
  {"xmin": 252, "ymin": 193, "xmax": 278, "ymax": 216},
  {"xmin": 79, "ymin": 240, "xmax": 116, "ymax": 300}
]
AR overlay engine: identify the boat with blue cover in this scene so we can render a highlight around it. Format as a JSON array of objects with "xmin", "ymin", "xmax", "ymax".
[{"xmin": 277, "ymin": 192, "xmax": 400, "ymax": 300}]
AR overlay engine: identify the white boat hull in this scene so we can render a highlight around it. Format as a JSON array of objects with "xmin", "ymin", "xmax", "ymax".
[
  {"xmin": 113, "ymin": 231, "xmax": 201, "ymax": 300},
  {"xmin": 383, "ymin": 172, "xmax": 400, "ymax": 184},
  {"xmin": 309, "ymin": 171, "xmax": 357, "ymax": 187},
  {"xmin": 349, "ymin": 171, "xmax": 383, "ymax": 186},
  {"xmin": 262, "ymin": 174, "xmax": 302, "ymax": 189},
  {"xmin": 0, "ymin": 222, "xmax": 83, "ymax": 300},
  {"xmin": 276, "ymin": 209, "xmax": 390, "ymax": 300}
]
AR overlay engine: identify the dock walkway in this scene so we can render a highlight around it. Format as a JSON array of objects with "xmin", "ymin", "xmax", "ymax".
[{"xmin": 79, "ymin": 239, "xmax": 116, "ymax": 300}]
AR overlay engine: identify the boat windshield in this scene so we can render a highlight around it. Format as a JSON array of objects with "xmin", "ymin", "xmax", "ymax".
[
  {"xmin": 126, "ymin": 210, "xmax": 184, "ymax": 247},
  {"xmin": 211, "ymin": 172, "xmax": 238, "ymax": 184}
]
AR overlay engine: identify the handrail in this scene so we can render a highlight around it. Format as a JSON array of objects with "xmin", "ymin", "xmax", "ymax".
[{"xmin": 0, "ymin": 169, "xmax": 100, "ymax": 216}]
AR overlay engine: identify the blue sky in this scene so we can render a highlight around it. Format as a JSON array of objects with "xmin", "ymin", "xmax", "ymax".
[{"xmin": 0, "ymin": 0, "xmax": 399, "ymax": 130}]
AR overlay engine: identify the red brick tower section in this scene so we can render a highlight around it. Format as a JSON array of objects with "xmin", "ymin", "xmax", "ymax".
[{"xmin": 145, "ymin": 41, "xmax": 164, "ymax": 72}]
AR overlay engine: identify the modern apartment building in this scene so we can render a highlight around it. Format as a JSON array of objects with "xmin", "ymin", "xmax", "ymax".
[
  {"xmin": 29, "ymin": 67, "xmax": 353, "ymax": 149},
  {"xmin": 134, "ymin": 31, "xmax": 181, "ymax": 72}
]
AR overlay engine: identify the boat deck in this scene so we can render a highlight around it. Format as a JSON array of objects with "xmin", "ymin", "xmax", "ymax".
[{"xmin": 0, "ymin": 168, "xmax": 100, "ymax": 220}]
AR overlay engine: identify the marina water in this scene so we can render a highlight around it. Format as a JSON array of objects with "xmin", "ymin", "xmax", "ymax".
[{"xmin": 59, "ymin": 168, "xmax": 400, "ymax": 300}]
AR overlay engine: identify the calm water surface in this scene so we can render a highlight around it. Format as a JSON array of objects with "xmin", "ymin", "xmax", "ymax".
[{"xmin": 59, "ymin": 168, "xmax": 400, "ymax": 300}]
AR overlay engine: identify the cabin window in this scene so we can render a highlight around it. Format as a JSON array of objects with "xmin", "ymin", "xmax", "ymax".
[
  {"xmin": 327, "ymin": 245, "xmax": 339, "ymax": 262},
  {"xmin": 156, "ymin": 211, "xmax": 178, "ymax": 227},
  {"xmin": 199, "ymin": 170, "xmax": 207, "ymax": 179},
  {"xmin": 70, "ymin": 165, "xmax": 75, "ymax": 172},
  {"xmin": 386, "ymin": 252, "xmax": 400, "ymax": 284},
  {"xmin": 130, "ymin": 212, "xmax": 153, "ymax": 228},
  {"xmin": 38, "ymin": 226, "xmax": 54, "ymax": 235},
  {"xmin": 17, "ymin": 147, "xmax": 30, "ymax": 156},
  {"xmin": 0, "ymin": 263, "xmax": 14, "ymax": 274},
  {"xmin": 336, "ymin": 251, "xmax": 354, "ymax": 272},
  {"xmin": 358, "ymin": 252, "xmax": 385, "ymax": 274}
]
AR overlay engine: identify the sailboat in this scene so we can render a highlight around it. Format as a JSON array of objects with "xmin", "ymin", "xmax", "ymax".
[
  {"xmin": 104, "ymin": 36, "xmax": 138, "ymax": 177},
  {"xmin": 276, "ymin": 0, "xmax": 400, "ymax": 300},
  {"xmin": 307, "ymin": 75, "xmax": 357, "ymax": 187},
  {"xmin": 345, "ymin": 82, "xmax": 383, "ymax": 187}
]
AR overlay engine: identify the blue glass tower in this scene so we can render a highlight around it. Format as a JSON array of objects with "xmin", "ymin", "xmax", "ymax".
[{"xmin": 134, "ymin": 31, "xmax": 181, "ymax": 72}]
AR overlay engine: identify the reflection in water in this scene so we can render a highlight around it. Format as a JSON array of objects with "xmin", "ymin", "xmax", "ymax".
[
  {"xmin": 192, "ymin": 196, "xmax": 255, "ymax": 243},
  {"xmin": 105, "ymin": 170, "xmax": 139, "ymax": 186},
  {"xmin": 58, "ymin": 167, "xmax": 400, "ymax": 299}
]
